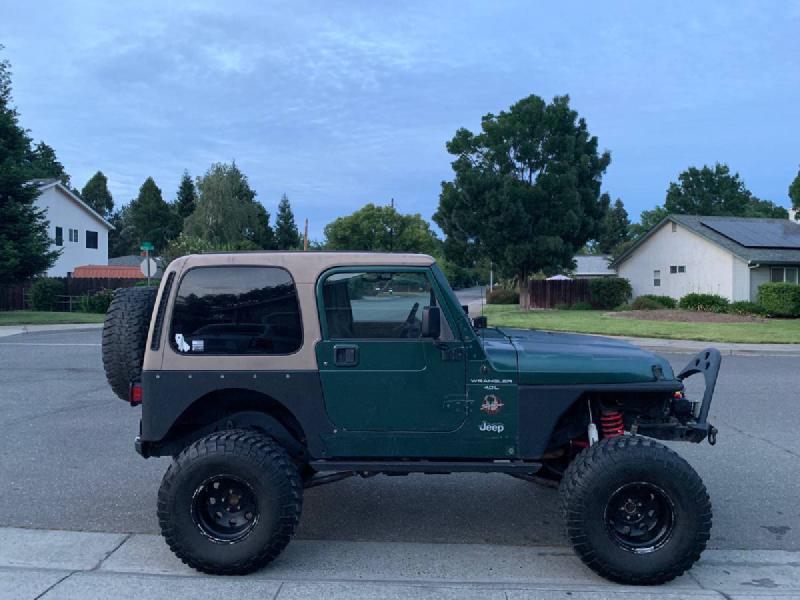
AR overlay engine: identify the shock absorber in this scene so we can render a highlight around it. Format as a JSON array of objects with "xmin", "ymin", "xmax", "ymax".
[{"xmin": 600, "ymin": 409, "xmax": 624, "ymax": 438}]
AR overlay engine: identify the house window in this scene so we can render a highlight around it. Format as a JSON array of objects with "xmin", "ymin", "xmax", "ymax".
[
  {"xmin": 55, "ymin": 227, "xmax": 63, "ymax": 246},
  {"xmin": 678, "ymin": 265, "xmax": 686, "ymax": 273},
  {"xmin": 67, "ymin": 228, "xmax": 79, "ymax": 243},
  {"xmin": 671, "ymin": 265, "xmax": 686, "ymax": 274},
  {"xmin": 670, "ymin": 266, "xmax": 677, "ymax": 274},
  {"xmin": 86, "ymin": 230, "xmax": 98, "ymax": 249},
  {"xmin": 671, "ymin": 222, "xmax": 677, "ymax": 232},
  {"xmin": 653, "ymin": 270, "xmax": 661, "ymax": 287},
  {"xmin": 771, "ymin": 267, "xmax": 799, "ymax": 284}
]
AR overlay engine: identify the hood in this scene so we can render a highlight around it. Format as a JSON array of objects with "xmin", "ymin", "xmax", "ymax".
[{"xmin": 485, "ymin": 327, "xmax": 674, "ymax": 386}]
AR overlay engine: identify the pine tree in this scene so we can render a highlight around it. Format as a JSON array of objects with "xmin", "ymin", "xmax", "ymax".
[
  {"xmin": 0, "ymin": 50, "xmax": 59, "ymax": 280},
  {"xmin": 596, "ymin": 196, "xmax": 631, "ymax": 254},
  {"xmin": 129, "ymin": 177, "xmax": 180, "ymax": 252},
  {"xmin": 274, "ymin": 194, "xmax": 301, "ymax": 249},
  {"xmin": 175, "ymin": 170, "xmax": 196, "ymax": 219},
  {"xmin": 81, "ymin": 171, "xmax": 114, "ymax": 217},
  {"xmin": 29, "ymin": 141, "xmax": 71, "ymax": 188}
]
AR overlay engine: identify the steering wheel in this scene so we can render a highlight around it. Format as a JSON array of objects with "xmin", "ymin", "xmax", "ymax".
[{"xmin": 399, "ymin": 302, "xmax": 420, "ymax": 337}]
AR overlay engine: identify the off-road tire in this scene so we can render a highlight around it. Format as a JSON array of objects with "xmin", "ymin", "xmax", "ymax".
[
  {"xmin": 560, "ymin": 436, "xmax": 711, "ymax": 585},
  {"xmin": 157, "ymin": 430, "xmax": 303, "ymax": 575},
  {"xmin": 102, "ymin": 286, "xmax": 158, "ymax": 401}
]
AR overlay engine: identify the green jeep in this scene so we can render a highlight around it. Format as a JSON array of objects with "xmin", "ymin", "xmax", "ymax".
[{"xmin": 102, "ymin": 252, "xmax": 719, "ymax": 585}]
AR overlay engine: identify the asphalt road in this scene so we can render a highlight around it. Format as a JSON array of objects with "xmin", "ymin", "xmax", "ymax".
[{"xmin": 0, "ymin": 328, "xmax": 797, "ymax": 553}]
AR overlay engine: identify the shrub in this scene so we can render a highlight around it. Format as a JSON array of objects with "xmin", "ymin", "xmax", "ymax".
[
  {"xmin": 486, "ymin": 288, "xmax": 519, "ymax": 304},
  {"xmin": 678, "ymin": 293, "xmax": 729, "ymax": 313},
  {"xmin": 728, "ymin": 300, "xmax": 767, "ymax": 317},
  {"xmin": 638, "ymin": 294, "xmax": 677, "ymax": 309},
  {"xmin": 758, "ymin": 283, "xmax": 800, "ymax": 317},
  {"xmin": 631, "ymin": 296, "xmax": 666, "ymax": 310},
  {"xmin": 77, "ymin": 289, "xmax": 114, "ymax": 313},
  {"xmin": 588, "ymin": 277, "xmax": 632, "ymax": 309},
  {"xmin": 553, "ymin": 302, "xmax": 571, "ymax": 310},
  {"xmin": 570, "ymin": 301, "xmax": 594, "ymax": 310},
  {"xmin": 30, "ymin": 278, "xmax": 65, "ymax": 311}
]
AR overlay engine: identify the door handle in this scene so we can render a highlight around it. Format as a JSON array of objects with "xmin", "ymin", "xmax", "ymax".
[{"xmin": 333, "ymin": 344, "xmax": 359, "ymax": 367}]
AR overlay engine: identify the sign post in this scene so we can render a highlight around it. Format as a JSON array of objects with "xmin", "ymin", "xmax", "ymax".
[{"xmin": 140, "ymin": 242, "xmax": 155, "ymax": 286}]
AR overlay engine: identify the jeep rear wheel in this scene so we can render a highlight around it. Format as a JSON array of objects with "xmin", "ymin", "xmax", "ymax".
[
  {"xmin": 102, "ymin": 286, "xmax": 157, "ymax": 401},
  {"xmin": 157, "ymin": 430, "xmax": 303, "ymax": 575},
  {"xmin": 559, "ymin": 436, "xmax": 711, "ymax": 585}
]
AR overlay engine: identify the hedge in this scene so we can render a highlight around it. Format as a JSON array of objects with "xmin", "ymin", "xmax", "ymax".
[
  {"xmin": 758, "ymin": 283, "xmax": 800, "ymax": 317},
  {"xmin": 728, "ymin": 300, "xmax": 767, "ymax": 317},
  {"xmin": 589, "ymin": 277, "xmax": 632, "ymax": 309},
  {"xmin": 77, "ymin": 289, "xmax": 114, "ymax": 314},
  {"xmin": 486, "ymin": 288, "xmax": 519, "ymax": 304},
  {"xmin": 631, "ymin": 296, "xmax": 666, "ymax": 310},
  {"xmin": 30, "ymin": 278, "xmax": 65, "ymax": 311},
  {"xmin": 637, "ymin": 294, "xmax": 677, "ymax": 309},
  {"xmin": 678, "ymin": 293, "xmax": 729, "ymax": 313}
]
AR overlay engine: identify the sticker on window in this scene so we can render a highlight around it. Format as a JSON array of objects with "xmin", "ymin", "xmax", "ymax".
[
  {"xmin": 174, "ymin": 333, "xmax": 190, "ymax": 353},
  {"xmin": 191, "ymin": 339, "xmax": 205, "ymax": 353}
]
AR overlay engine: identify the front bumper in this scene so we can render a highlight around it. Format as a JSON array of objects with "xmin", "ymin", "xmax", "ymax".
[{"xmin": 637, "ymin": 348, "xmax": 721, "ymax": 444}]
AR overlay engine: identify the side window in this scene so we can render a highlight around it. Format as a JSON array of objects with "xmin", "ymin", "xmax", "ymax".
[
  {"xmin": 86, "ymin": 230, "xmax": 98, "ymax": 249},
  {"xmin": 653, "ymin": 270, "xmax": 661, "ymax": 287},
  {"xmin": 169, "ymin": 266, "xmax": 302, "ymax": 355},
  {"xmin": 55, "ymin": 227, "xmax": 63, "ymax": 246},
  {"xmin": 322, "ymin": 271, "xmax": 433, "ymax": 339}
]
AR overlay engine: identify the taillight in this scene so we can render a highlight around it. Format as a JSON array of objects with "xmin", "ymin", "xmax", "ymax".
[{"xmin": 130, "ymin": 382, "xmax": 143, "ymax": 406}]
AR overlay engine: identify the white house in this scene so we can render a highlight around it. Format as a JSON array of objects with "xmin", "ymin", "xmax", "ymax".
[
  {"xmin": 32, "ymin": 179, "xmax": 114, "ymax": 277},
  {"xmin": 611, "ymin": 214, "xmax": 800, "ymax": 302}
]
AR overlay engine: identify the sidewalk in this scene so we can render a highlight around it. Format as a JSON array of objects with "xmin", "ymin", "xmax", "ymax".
[
  {"xmin": 1, "ymin": 526, "xmax": 799, "ymax": 599},
  {"xmin": 0, "ymin": 323, "xmax": 104, "ymax": 338}
]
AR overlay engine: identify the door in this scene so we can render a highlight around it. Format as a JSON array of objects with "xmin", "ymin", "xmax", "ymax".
[{"xmin": 315, "ymin": 268, "xmax": 467, "ymax": 432}]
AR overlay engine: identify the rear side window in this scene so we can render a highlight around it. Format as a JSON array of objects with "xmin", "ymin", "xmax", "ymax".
[{"xmin": 169, "ymin": 266, "xmax": 302, "ymax": 355}]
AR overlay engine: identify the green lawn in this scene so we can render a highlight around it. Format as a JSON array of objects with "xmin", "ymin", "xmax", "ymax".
[
  {"xmin": 483, "ymin": 305, "xmax": 800, "ymax": 344},
  {"xmin": 0, "ymin": 311, "xmax": 106, "ymax": 326}
]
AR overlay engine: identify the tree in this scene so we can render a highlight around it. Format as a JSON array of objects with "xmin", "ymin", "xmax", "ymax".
[
  {"xmin": 662, "ymin": 163, "xmax": 786, "ymax": 219},
  {"xmin": 128, "ymin": 177, "xmax": 180, "ymax": 252},
  {"xmin": 433, "ymin": 94, "xmax": 611, "ymax": 300},
  {"xmin": 107, "ymin": 204, "xmax": 138, "ymax": 257},
  {"xmin": 81, "ymin": 171, "xmax": 114, "ymax": 217},
  {"xmin": 789, "ymin": 167, "xmax": 800, "ymax": 218},
  {"xmin": 274, "ymin": 194, "xmax": 301, "ymax": 250},
  {"xmin": 324, "ymin": 203, "xmax": 439, "ymax": 254},
  {"xmin": 0, "ymin": 49, "xmax": 59, "ymax": 280},
  {"xmin": 28, "ymin": 141, "xmax": 70, "ymax": 187},
  {"xmin": 184, "ymin": 162, "xmax": 275, "ymax": 249},
  {"xmin": 174, "ymin": 170, "xmax": 196, "ymax": 220},
  {"xmin": 596, "ymin": 195, "xmax": 630, "ymax": 254}
]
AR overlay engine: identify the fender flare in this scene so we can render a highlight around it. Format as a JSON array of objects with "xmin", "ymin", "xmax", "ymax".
[{"xmin": 212, "ymin": 410, "xmax": 305, "ymax": 456}]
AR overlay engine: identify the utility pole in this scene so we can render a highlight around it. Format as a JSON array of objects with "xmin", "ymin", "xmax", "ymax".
[
  {"xmin": 303, "ymin": 218, "xmax": 309, "ymax": 251},
  {"xmin": 388, "ymin": 198, "xmax": 395, "ymax": 251}
]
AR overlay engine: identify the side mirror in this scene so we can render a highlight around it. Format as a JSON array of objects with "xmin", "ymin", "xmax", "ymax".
[
  {"xmin": 421, "ymin": 306, "xmax": 441, "ymax": 339},
  {"xmin": 461, "ymin": 304, "xmax": 469, "ymax": 315},
  {"xmin": 472, "ymin": 315, "xmax": 488, "ymax": 329}
]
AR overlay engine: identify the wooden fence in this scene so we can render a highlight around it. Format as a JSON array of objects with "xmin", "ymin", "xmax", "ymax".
[
  {"xmin": 0, "ymin": 277, "xmax": 144, "ymax": 311},
  {"xmin": 526, "ymin": 279, "xmax": 591, "ymax": 309}
]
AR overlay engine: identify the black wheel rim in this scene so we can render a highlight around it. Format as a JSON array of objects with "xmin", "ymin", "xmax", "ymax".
[
  {"xmin": 604, "ymin": 482, "xmax": 675, "ymax": 553},
  {"xmin": 191, "ymin": 475, "xmax": 259, "ymax": 543}
]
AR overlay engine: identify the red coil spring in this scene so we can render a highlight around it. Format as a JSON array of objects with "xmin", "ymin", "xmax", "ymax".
[{"xmin": 600, "ymin": 410, "xmax": 624, "ymax": 438}]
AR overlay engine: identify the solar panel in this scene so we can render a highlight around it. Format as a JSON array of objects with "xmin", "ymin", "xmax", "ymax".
[{"xmin": 700, "ymin": 219, "xmax": 800, "ymax": 249}]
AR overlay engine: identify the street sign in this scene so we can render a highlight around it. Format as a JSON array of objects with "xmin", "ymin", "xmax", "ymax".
[
  {"xmin": 140, "ymin": 258, "xmax": 157, "ymax": 278},
  {"xmin": 140, "ymin": 242, "xmax": 154, "ymax": 251}
]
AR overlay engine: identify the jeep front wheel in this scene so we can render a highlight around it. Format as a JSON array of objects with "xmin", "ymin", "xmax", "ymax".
[
  {"xmin": 157, "ymin": 430, "xmax": 303, "ymax": 575},
  {"xmin": 559, "ymin": 436, "xmax": 711, "ymax": 585}
]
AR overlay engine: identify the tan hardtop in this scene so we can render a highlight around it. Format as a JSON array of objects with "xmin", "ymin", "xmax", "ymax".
[{"xmin": 168, "ymin": 251, "xmax": 436, "ymax": 283}]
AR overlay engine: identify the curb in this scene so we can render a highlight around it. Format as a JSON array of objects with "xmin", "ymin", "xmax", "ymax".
[
  {"xmin": 1, "ymin": 527, "xmax": 799, "ymax": 599},
  {"xmin": 0, "ymin": 323, "xmax": 104, "ymax": 338}
]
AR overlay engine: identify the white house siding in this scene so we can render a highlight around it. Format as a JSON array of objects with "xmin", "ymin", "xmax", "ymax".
[
  {"xmin": 617, "ymin": 222, "xmax": 737, "ymax": 300},
  {"xmin": 731, "ymin": 257, "xmax": 752, "ymax": 302},
  {"xmin": 36, "ymin": 185, "xmax": 109, "ymax": 277}
]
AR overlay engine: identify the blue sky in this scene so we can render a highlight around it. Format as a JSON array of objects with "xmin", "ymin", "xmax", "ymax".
[{"xmin": 2, "ymin": 1, "xmax": 799, "ymax": 240}]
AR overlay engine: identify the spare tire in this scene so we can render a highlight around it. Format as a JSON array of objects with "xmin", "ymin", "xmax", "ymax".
[{"xmin": 102, "ymin": 286, "xmax": 158, "ymax": 401}]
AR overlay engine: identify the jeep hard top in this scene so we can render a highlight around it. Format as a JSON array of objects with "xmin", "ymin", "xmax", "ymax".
[{"xmin": 102, "ymin": 251, "xmax": 720, "ymax": 585}]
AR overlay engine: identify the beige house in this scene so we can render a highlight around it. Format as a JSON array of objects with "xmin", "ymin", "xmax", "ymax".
[{"xmin": 611, "ymin": 214, "xmax": 800, "ymax": 302}]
